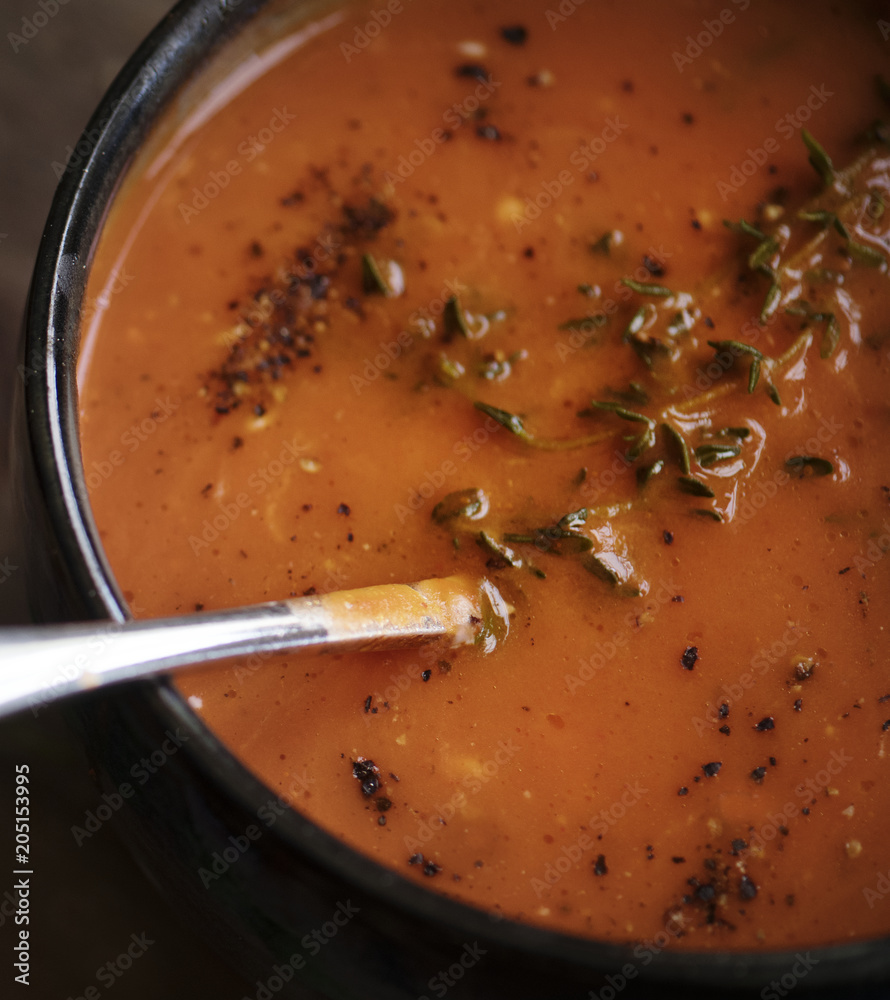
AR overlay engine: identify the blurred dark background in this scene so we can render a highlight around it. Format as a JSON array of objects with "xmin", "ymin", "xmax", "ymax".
[{"xmin": 0, "ymin": 2, "xmax": 253, "ymax": 997}]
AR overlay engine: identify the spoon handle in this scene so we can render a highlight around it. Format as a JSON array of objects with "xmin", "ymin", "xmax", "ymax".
[{"xmin": 0, "ymin": 576, "xmax": 482, "ymax": 720}]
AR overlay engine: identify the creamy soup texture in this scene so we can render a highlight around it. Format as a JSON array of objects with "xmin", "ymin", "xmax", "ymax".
[{"xmin": 78, "ymin": 0, "xmax": 890, "ymax": 951}]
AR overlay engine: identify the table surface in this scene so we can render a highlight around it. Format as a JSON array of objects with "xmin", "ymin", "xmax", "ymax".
[
  {"xmin": 0, "ymin": 4, "xmax": 888, "ymax": 1000},
  {"xmin": 0, "ymin": 3, "xmax": 254, "ymax": 997}
]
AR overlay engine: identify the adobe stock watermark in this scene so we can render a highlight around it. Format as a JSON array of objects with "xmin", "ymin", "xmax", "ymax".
[
  {"xmin": 361, "ymin": 641, "xmax": 443, "ymax": 722},
  {"xmin": 530, "ymin": 781, "xmax": 648, "ymax": 897},
  {"xmin": 83, "ymin": 394, "xmax": 179, "ymax": 494},
  {"xmin": 0, "ymin": 556, "xmax": 18, "ymax": 586},
  {"xmin": 188, "ymin": 437, "xmax": 308, "ymax": 555},
  {"xmin": 49, "ymin": 92, "xmax": 138, "ymax": 180},
  {"xmin": 554, "ymin": 244, "xmax": 673, "ymax": 360},
  {"xmin": 404, "ymin": 739, "xmax": 522, "ymax": 855},
  {"xmin": 760, "ymin": 953, "xmax": 820, "ymax": 999},
  {"xmin": 717, "ymin": 85, "xmax": 833, "ymax": 200},
  {"xmin": 394, "ymin": 412, "xmax": 504, "ymax": 523},
  {"xmin": 417, "ymin": 941, "xmax": 488, "ymax": 1000},
  {"xmin": 565, "ymin": 578, "xmax": 679, "ymax": 694},
  {"xmin": 544, "ymin": 0, "xmax": 587, "ymax": 30},
  {"xmin": 179, "ymin": 107, "xmax": 296, "ymax": 223},
  {"xmin": 64, "ymin": 932, "xmax": 155, "ymax": 1000},
  {"xmin": 691, "ymin": 624, "xmax": 802, "ymax": 736},
  {"xmin": 70, "ymin": 729, "xmax": 190, "ymax": 845},
  {"xmin": 382, "ymin": 77, "xmax": 501, "ymax": 187},
  {"xmin": 28, "ymin": 618, "xmax": 147, "ymax": 718},
  {"xmin": 197, "ymin": 769, "xmax": 314, "ymax": 887},
  {"xmin": 80, "ymin": 266, "xmax": 135, "ymax": 327},
  {"xmin": 512, "ymin": 116, "xmax": 628, "ymax": 232},
  {"xmin": 242, "ymin": 900, "xmax": 360, "ymax": 1000},
  {"xmin": 8, "ymin": 0, "xmax": 72, "ymax": 54},
  {"xmin": 671, "ymin": 0, "xmax": 751, "ymax": 73},
  {"xmin": 350, "ymin": 278, "xmax": 467, "ymax": 394},
  {"xmin": 340, "ymin": 0, "xmax": 408, "ymax": 62},
  {"xmin": 224, "ymin": 233, "xmax": 343, "ymax": 351}
]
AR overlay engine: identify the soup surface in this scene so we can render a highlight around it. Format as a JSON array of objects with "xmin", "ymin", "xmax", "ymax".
[{"xmin": 78, "ymin": 0, "xmax": 890, "ymax": 952}]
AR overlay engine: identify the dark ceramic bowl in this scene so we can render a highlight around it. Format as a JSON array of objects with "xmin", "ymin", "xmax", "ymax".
[{"xmin": 12, "ymin": 1, "xmax": 890, "ymax": 997}]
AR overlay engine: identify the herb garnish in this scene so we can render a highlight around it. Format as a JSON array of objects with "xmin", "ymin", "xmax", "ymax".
[{"xmin": 621, "ymin": 277, "xmax": 673, "ymax": 297}]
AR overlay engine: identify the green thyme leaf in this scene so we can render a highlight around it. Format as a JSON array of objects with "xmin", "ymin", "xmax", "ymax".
[
  {"xmin": 477, "ymin": 531, "xmax": 523, "ymax": 568},
  {"xmin": 760, "ymin": 280, "xmax": 782, "ymax": 323},
  {"xmin": 797, "ymin": 209, "xmax": 849, "ymax": 239},
  {"xmin": 846, "ymin": 239, "xmax": 886, "ymax": 268},
  {"xmin": 558, "ymin": 508, "xmax": 589, "ymax": 531},
  {"xmin": 723, "ymin": 219, "xmax": 767, "ymax": 241},
  {"xmin": 748, "ymin": 357, "xmax": 762, "ymax": 393},
  {"xmin": 558, "ymin": 314, "xmax": 607, "ymax": 332},
  {"xmin": 801, "ymin": 129, "xmax": 835, "ymax": 186},
  {"xmin": 803, "ymin": 268, "xmax": 844, "ymax": 284},
  {"xmin": 623, "ymin": 304, "xmax": 651, "ymax": 340},
  {"xmin": 694, "ymin": 444, "xmax": 742, "ymax": 468},
  {"xmin": 707, "ymin": 339, "xmax": 765, "ymax": 360},
  {"xmin": 667, "ymin": 310, "xmax": 696, "ymax": 337},
  {"xmin": 431, "ymin": 488, "xmax": 488, "ymax": 524},
  {"xmin": 821, "ymin": 314, "xmax": 840, "ymax": 358},
  {"xmin": 786, "ymin": 455, "xmax": 834, "ymax": 478},
  {"xmin": 502, "ymin": 527, "xmax": 592, "ymax": 556},
  {"xmin": 362, "ymin": 253, "xmax": 402, "ymax": 296},
  {"xmin": 437, "ymin": 355, "xmax": 465, "ymax": 382},
  {"xmin": 621, "ymin": 277, "xmax": 673, "ymax": 297},
  {"xmin": 590, "ymin": 231, "xmax": 617, "ymax": 255},
  {"xmin": 589, "ymin": 401, "xmax": 652, "ymax": 425},
  {"xmin": 662, "ymin": 422, "xmax": 691, "ymax": 474},
  {"xmin": 749, "ymin": 237, "xmax": 780, "ymax": 273},
  {"xmin": 678, "ymin": 474, "xmax": 715, "ymax": 498},
  {"xmin": 693, "ymin": 508, "xmax": 723, "ymax": 522},
  {"xmin": 637, "ymin": 459, "xmax": 664, "ymax": 487},
  {"xmin": 473, "ymin": 401, "xmax": 532, "ymax": 442},
  {"xmin": 706, "ymin": 340, "xmax": 765, "ymax": 393},
  {"xmin": 443, "ymin": 295, "xmax": 472, "ymax": 338}
]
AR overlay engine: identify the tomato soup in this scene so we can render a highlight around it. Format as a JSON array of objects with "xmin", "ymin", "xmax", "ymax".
[{"xmin": 77, "ymin": 0, "xmax": 890, "ymax": 952}]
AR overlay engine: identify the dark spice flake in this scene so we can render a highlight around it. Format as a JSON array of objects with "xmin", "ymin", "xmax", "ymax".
[
  {"xmin": 750, "ymin": 766, "xmax": 767, "ymax": 783},
  {"xmin": 455, "ymin": 63, "xmax": 490, "ymax": 82},
  {"xmin": 739, "ymin": 875, "xmax": 758, "ymax": 900},
  {"xmin": 500, "ymin": 24, "xmax": 528, "ymax": 45},
  {"xmin": 476, "ymin": 124, "xmax": 503, "ymax": 142},
  {"xmin": 702, "ymin": 761, "xmax": 722, "ymax": 777},
  {"xmin": 754, "ymin": 716, "xmax": 775, "ymax": 732},
  {"xmin": 680, "ymin": 646, "xmax": 699, "ymax": 670},
  {"xmin": 352, "ymin": 757, "xmax": 380, "ymax": 796},
  {"xmin": 593, "ymin": 854, "xmax": 608, "ymax": 876}
]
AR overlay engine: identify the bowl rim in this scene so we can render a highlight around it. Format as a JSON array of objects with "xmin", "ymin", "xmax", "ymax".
[{"xmin": 22, "ymin": 0, "xmax": 890, "ymax": 988}]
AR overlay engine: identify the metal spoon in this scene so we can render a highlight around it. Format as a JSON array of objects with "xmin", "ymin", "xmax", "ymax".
[{"xmin": 0, "ymin": 576, "xmax": 507, "ymax": 720}]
